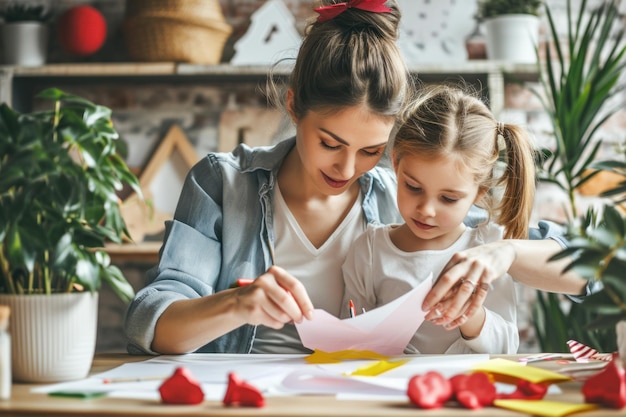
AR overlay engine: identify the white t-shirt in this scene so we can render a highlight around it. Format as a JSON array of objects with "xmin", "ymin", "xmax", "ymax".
[
  {"xmin": 251, "ymin": 186, "xmax": 366, "ymax": 353},
  {"xmin": 341, "ymin": 222, "xmax": 519, "ymax": 354}
]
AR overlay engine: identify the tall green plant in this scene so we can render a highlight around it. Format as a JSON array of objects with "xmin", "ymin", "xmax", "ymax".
[
  {"xmin": 534, "ymin": 0, "xmax": 625, "ymax": 220},
  {"xmin": 531, "ymin": 0, "xmax": 626, "ymax": 353},
  {"xmin": 0, "ymin": 89, "xmax": 140, "ymax": 303}
]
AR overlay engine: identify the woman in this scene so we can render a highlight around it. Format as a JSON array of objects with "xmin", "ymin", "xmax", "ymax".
[{"xmin": 124, "ymin": 0, "xmax": 587, "ymax": 355}]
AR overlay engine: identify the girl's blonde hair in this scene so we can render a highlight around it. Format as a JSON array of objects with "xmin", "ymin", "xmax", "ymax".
[{"xmin": 393, "ymin": 84, "xmax": 536, "ymax": 239}]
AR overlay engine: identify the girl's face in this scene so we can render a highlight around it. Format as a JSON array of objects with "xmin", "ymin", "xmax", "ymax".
[
  {"xmin": 289, "ymin": 97, "xmax": 394, "ymax": 196},
  {"xmin": 394, "ymin": 153, "xmax": 483, "ymax": 250}
]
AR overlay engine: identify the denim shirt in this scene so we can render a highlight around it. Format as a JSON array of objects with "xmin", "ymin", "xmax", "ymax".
[
  {"xmin": 124, "ymin": 137, "xmax": 584, "ymax": 355},
  {"xmin": 124, "ymin": 137, "xmax": 403, "ymax": 354}
]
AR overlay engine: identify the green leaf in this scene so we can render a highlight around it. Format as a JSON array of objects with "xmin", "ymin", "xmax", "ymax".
[
  {"xmin": 1, "ymin": 87, "xmax": 140, "ymax": 303},
  {"xmin": 101, "ymin": 264, "xmax": 135, "ymax": 304}
]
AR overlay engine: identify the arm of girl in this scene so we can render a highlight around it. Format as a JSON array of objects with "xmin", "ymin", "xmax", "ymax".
[{"xmin": 422, "ymin": 239, "xmax": 586, "ymax": 329}]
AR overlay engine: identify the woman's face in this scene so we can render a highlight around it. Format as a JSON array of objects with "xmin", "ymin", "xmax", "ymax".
[{"xmin": 289, "ymin": 96, "xmax": 395, "ymax": 196}]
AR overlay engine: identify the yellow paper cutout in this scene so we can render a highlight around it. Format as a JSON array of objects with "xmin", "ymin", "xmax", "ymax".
[
  {"xmin": 346, "ymin": 359, "xmax": 409, "ymax": 377},
  {"xmin": 305, "ymin": 349, "xmax": 389, "ymax": 364},
  {"xmin": 472, "ymin": 358, "xmax": 573, "ymax": 385},
  {"xmin": 494, "ymin": 399, "xmax": 598, "ymax": 417}
]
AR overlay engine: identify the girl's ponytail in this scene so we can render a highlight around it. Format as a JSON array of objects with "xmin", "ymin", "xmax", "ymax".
[{"xmin": 497, "ymin": 124, "xmax": 536, "ymax": 239}]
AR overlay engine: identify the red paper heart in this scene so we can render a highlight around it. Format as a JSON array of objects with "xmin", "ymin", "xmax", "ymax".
[
  {"xmin": 407, "ymin": 371, "xmax": 452, "ymax": 409},
  {"xmin": 158, "ymin": 367, "xmax": 204, "ymax": 405},
  {"xmin": 450, "ymin": 372, "xmax": 496, "ymax": 409},
  {"xmin": 583, "ymin": 353, "xmax": 626, "ymax": 409},
  {"xmin": 223, "ymin": 372, "xmax": 265, "ymax": 408},
  {"xmin": 497, "ymin": 379, "xmax": 548, "ymax": 400}
]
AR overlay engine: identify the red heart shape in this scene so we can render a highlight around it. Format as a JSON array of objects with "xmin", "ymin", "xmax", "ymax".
[
  {"xmin": 158, "ymin": 367, "xmax": 204, "ymax": 405},
  {"xmin": 583, "ymin": 353, "xmax": 626, "ymax": 409},
  {"xmin": 223, "ymin": 372, "xmax": 265, "ymax": 408},
  {"xmin": 407, "ymin": 371, "xmax": 452, "ymax": 409},
  {"xmin": 450, "ymin": 372, "xmax": 496, "ymax": 409}
]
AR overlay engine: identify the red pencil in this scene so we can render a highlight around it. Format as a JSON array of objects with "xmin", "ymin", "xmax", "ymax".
[
  {"xmin": 230, "ymin": 279, "xmax": 254, "ymax": 288},
  {"xmin": 349, "ymin": 300, "xmax": 356, "ymax": 318}
]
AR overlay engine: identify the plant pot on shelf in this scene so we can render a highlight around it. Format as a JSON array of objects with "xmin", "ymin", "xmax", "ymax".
[
  {"xmin": 483, "ymin": 14, "xmax": 539, "ymax": 63},
  {"xmin": 0, "ymin": 292, "xmax": 98, "ymax": 382},
  {"xmin": 1, "ymin": 22, "xmax": 48, "ymax": 66}
]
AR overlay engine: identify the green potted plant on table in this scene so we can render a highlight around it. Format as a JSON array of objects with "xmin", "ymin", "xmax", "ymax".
[
  {"xmin": 549, "ymin": 157, "xmax": 626, "ymax": 361},
  {"xmin": 476, "ymin": 0, "xmax": 542, "ymax": 63},
  {"xmin": 0, "ymin": 88, "xmax": 140, "ymax": 382},
  {"xmin": 0, "ymin": 2, "xmax": 51, "ymax": 66},
  {"xmin": 531, "ymin": 0, "xmax": 626, "ymax": 353}
]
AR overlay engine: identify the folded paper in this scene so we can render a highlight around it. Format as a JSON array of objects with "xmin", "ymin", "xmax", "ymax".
[
  {"xmin": 295, "ymin": 276, "xmax": 432, "ymax": 355},
  {"xmin": 493, "ymin": 399, "xmax": 597, "ymax": 417},
  {"xmin": 472, "ymin": 358, "xmax": 572, "ymax": 385}
]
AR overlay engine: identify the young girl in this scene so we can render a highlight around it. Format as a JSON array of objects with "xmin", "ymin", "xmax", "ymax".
[
  {"xmin": 341, "ymin": 84, "xmax": 537, "ymax": 354},
  {"xmin": 124, "ymin": 1, "xmax": 585, "ymax": 355}
]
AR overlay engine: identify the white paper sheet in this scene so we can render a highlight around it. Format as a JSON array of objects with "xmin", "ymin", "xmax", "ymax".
[
  {"xmin": 295, "ymin": 275, "xmax": 432, "ymax": 355},
  {"xmin": 32, "ymin": 352, "xmax": 491, "ymax": 400}
]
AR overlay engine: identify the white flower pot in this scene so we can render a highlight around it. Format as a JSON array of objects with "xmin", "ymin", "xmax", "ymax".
[
  {"xmin": 483, "ymin": 14, "xmax": 539, "ymax": 64},
  {"xmin": 0, "ymin": 292, "xmax": 98, "ymax": 382},
  {"xmin": 1, "ymin": 22, "xmax": 48, "ymax": 66}
]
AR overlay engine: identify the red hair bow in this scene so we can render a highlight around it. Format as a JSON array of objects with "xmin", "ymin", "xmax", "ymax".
[{"xmin": 314, "ymin": 0, "xmax": 392, "ymax": 23}]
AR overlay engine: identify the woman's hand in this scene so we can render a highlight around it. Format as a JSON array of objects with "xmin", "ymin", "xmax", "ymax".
[
  {"xmin": 422, "ymin": 241, "xmax": 516, "ymax": 329},
  {"xmin": 234, "ymin": 265, "xmax": 314, "ymax": 329},
  {"xmin": 153, "ymin": 265, "xmax": 313, "ymax": 354}
]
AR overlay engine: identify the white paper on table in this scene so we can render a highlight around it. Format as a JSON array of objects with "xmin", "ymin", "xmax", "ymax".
[
  {"xmin": 277, "ymin": 354, "xmax": 489, "ymax": 396},
  {"xmin": 295, "ymin": 275, "xmax": 433, "ymax": 355},
  {"xmin": 31, "ymin": 354, "xmax": 307, "ymax": 398}
]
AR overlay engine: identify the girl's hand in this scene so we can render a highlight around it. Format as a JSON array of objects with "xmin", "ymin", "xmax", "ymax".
[
  {"xmin": 422, "ymin": 241, "xmax": 515, "ymax": 329},
  {"xmin": 233, "ymin": 265, "xmax": 314, "ymax": 329}
]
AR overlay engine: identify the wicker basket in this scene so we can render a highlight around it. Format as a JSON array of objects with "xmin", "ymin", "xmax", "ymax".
[
  {"xmin": 123, "ymin": 15, "xmax": 232, "ymax": 64},
  {"xmin": 123, "ymin": 0, "xmax": 232, "ymax": 64},
  {"xmin": 126, "ymin": 0, "xmax": 225, "ymax": 22}
]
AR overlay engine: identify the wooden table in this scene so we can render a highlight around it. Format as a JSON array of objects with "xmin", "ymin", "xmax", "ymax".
[{"xmin": 1, "ymin": 353, "xmax": 622, "ymax": 416}]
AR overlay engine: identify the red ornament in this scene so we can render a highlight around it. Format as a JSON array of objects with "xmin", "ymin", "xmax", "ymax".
[{"xmin": 57, "ymin": 6, "xmax": 107, "ymax": 56}]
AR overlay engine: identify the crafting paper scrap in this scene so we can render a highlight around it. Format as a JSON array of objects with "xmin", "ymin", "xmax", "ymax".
[
  {"xmin": 567, "ymin": 339, "xmax": 598, "ymax": 361},
  {"xmin": 472, "ymin": 358, "xmax": 572, "ymax": 385},
  {"xmin": 305, "ymin": 349, "xmax": 389, "ymax": 364},
  {"xmin": 494, "ymin": 399, "xmax": 598, "ymax": 417},
  {"xmin": 295, "ymin": 275, "xmax": 432, "ymax": 355},
  {"xmin": 567, "ymin": 340, "xmax": 614, "ymax": 362},
  {"xmin": 346, "ymin": 360, "xmax": 409, "ymax": 377}
]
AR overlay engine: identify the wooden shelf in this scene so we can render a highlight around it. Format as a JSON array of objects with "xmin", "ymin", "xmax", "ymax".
[
  {"xmin": 104, "ymin": 242, "xmax": 161, "ymax": 264},
  {"xmin": 1, "ymin": 60, "xmax": 539, "ymax": 77},
  {"xmin": 0, "ymin": 61, "xmax": 540, "ymax": 116}
]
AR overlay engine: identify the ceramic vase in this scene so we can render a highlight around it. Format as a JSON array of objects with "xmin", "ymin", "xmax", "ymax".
[
  {"xmin": 483, "ymin": 14, "xmax": 539, "ymax": 63},
  {"xmin": 1, "ymin": 22, "xmax": 48, "ymax": 66},
  {"xmin": 0, "ymin": 292, "xmax": 98, "ymax": 382}
]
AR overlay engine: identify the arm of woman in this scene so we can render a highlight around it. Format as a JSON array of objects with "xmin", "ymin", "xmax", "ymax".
[
  {"xmin": 152, "ymin": 266, "xmax": 313, "ymax": 354},
  {"xmin": 124, "ymin": 158, "xmax": 313, "ymax": 354},
  {"xmin": 422, "ymin": 238, "xmax": 587, "ymax": 329}
]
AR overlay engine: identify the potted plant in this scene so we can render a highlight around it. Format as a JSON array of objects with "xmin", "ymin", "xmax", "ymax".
[
  {"xmin": 0, "ymin": 88, "xmax": 140, "ymax": 382},
  {"xmin": 531, "ymin": 0, "xmax": 626, "ymax": 353},
  {"xmin": 549, "ymin": 157, "xmax": 626, "ymax": 360},
  {"xmin": 476, "ymin": 0, "xmax": 542, "ymax": 63},
  {"xmin": 0, "ymin": 2, "xmax": 51, "ymax": 66}
]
